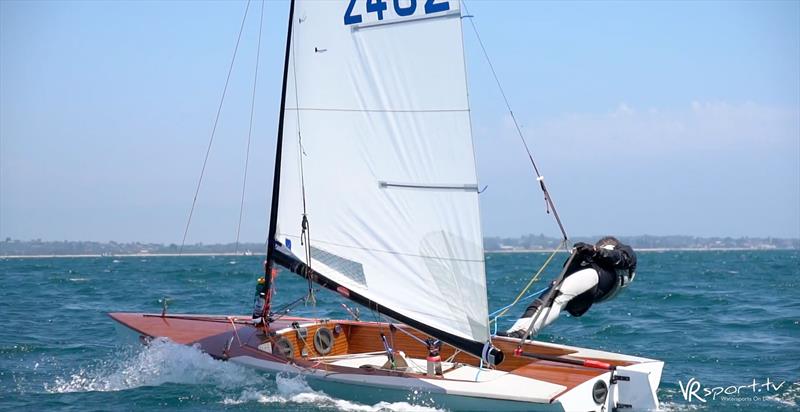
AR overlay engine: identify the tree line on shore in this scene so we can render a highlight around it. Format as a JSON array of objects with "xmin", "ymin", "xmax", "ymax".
[{"xmin": 2, "ymin": 235, "xmax": 797, "ymax": 256}]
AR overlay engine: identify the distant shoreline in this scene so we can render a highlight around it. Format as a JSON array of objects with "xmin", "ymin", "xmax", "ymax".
[
  {"xmin": 4, "ymin": 235, "xmax": 796, "ymax": 257},
  {"xmin": 0, "ymin": 252, "xmax": 263, "ymax": 259},
  {"xmin": 2, "ymin": 247, "xmax": 796, "ymax": 259},
  {"xmin": 487, "ymin": 247, "xmax": 795, "ymax": 253}
]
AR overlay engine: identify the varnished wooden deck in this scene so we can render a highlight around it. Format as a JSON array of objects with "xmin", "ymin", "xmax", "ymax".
[{"xmin": 110, "ymin": 312, "xmax": 620, "ymax": 398}]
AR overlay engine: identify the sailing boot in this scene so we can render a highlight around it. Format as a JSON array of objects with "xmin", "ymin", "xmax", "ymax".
[{"xmin": 499, "ymin": 299, "xmax": 544, "ymax": 338}]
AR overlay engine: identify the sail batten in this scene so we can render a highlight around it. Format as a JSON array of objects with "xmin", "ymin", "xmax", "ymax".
[{"xmin": 275, "ymin": 0, "xmax": 490, "ymax": 356}]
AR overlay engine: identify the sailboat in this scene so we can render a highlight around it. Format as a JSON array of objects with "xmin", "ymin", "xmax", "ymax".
[{"xmin": 110, "ymin": 1, "xmax": 663, "ymax": 410}]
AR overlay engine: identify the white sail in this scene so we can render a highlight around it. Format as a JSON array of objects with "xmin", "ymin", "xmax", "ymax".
[{"xmin": 276, "ymin": 0, "xmax": 488, "ymax": 344}]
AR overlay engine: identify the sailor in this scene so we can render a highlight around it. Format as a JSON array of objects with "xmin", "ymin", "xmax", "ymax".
[
  {"xmin": 502, "ymin": 236, "xmax": 637, "ymax": 339},
  {"xmin": 252, "ymin": 276, "xmax": 267, "ymax": 324}
]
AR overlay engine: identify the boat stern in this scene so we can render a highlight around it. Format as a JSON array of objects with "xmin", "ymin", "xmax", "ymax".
[
  {"xmin": 611, "ymin": 360, "xmax": 664, "ymax": 411},
  {"xmin": 554, "ymin": 359, "xmax": 663, "ymax": 411}
]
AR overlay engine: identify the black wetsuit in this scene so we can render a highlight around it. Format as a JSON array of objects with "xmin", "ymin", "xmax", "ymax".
[{"xmin": 522, "ymin": 243, "xmax": 637, "ymax": 318}]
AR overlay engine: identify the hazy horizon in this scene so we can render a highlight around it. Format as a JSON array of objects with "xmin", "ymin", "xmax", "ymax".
[
  {"xmin": 2, "ymin": 1, "xmax": 798, "ymax": 244},
  {"xmin": 4, "ymin": 233, "xmax": 799, "ymax": 245}
]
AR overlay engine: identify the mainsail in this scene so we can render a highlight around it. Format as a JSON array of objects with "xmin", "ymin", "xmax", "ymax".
[{"xmin": 269, "ymin": 0, "xmax": 496, "ymax": 362}]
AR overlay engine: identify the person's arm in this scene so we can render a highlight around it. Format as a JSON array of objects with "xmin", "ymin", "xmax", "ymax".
[{"xmin": 593, "ymin": 244, "xmax": 637, "ymax": 270}]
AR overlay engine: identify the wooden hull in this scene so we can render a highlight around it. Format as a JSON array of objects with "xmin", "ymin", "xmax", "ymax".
[{"xmin": 109, "ymin": 312, "xmax": 662, "ymax": 411}]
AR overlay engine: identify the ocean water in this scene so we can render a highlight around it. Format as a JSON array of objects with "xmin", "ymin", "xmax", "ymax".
[{"xmin": 1, "ymin": 250, "xmax": 798, "ymax": 411}]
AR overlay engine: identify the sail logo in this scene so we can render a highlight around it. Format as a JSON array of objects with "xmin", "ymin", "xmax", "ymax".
[{"xmin": 678, "ymin": 377, "xmax": 796, "ymax": 403}]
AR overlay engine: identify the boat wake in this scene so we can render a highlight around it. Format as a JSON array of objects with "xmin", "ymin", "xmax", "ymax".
[
  {"xmin": 658, "ymin": 401, "xmax": 705, "ymax": 411},
  {"xmin": 45, "ymin": 338, "xmax": 444, "ymax": 411},
  {"xmin": 45, "ymin": 338, "xmax": 262, "ymax": 393},
  {"xmin": 222, "ymin": 373, "xmax": 444, "ymax": 411}
]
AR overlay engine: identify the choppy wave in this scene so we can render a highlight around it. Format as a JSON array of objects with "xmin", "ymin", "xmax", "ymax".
[
  {"xmin": 766, "ymin": 383, "xmax": 800, "ymax": 408},
  {"xmin": 222, "ymin": 374, "xmax": 444, "ymax": 411},
  {"xmin": 2, "ymin": 251, "xmax": 797, "ymax": 411},
  {"xmin": 44, "ymin": 339, "xmax": 444, "ymax": 411},
  {"xmin": 659, "ymin": 402, "xmax": 705, "ymax": 411},
  {"xmin": 45, "ymin": 338, "xmax": 262, "ymax": 393}
]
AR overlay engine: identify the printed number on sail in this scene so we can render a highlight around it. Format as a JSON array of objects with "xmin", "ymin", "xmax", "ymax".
[{"xmin": 344, "ymin": 0, "xmax": 451, "ymax": 25}]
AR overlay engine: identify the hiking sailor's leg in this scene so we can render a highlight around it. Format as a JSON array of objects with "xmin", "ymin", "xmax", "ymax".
[
  {"xmin": 504, "ymin": 268, "xmax": 599, "ymax": 338},
  {"xmin": 533, "ymin": 268, "xmax": 599, "ymax": 332}
]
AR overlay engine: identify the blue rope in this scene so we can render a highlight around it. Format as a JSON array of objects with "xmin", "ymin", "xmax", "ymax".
[
  {"xmin": 490, "ymin": 286, "xmax": 549, "ymax": 335},
  {"xmin": 489, "ymin": 287, "xmax": 548, "ymax": 318}
]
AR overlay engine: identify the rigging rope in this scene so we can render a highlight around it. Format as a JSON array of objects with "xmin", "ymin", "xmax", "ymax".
[
  {"xmin": 234, "ymin": 0, "xmax": 266, "ymax": 256},
  {"xmin": 180, "ymin": 0, "xmax": 253, "ymax": 254},
  {"xmin": 288, "ymin": 11, "xmax": 316, "ymax": 306},
  {"xmin": 488, "ymin": 239, "xmax": 566, "ymax": 323},
  {"xmin": 460, "ymin": 1, "xmax": 576, "ymax": 336},
  {"xmin": 269, "ymin": 295, "xmax": 306, "ymax": 322},
  {"xmin": 513, "ymin": 250, "xmax": 578, "ymax": 346},
  {"xmin": 461, "ymin": 0, "xmax": 569, "ymax": 241}
]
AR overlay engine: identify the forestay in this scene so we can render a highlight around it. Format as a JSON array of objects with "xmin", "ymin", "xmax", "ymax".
[{"xmin": 275, "ymin": 0, "xmax": 489, "ymax": 346}]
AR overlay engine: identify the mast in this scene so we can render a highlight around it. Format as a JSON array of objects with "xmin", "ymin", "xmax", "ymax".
[{"xmin": 263, "ymin": 0, "xmax": 296, "ymax": 318}]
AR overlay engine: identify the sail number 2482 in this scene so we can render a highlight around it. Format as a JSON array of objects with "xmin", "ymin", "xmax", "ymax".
[{"xmin": 344, "ymin": 0, "xmax": 451, "ymax": 25}]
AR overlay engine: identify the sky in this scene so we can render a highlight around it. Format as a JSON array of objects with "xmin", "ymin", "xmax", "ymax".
[{"xmin": 1, "ymin": 0, "xmax": 798, "ymax": 243}]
